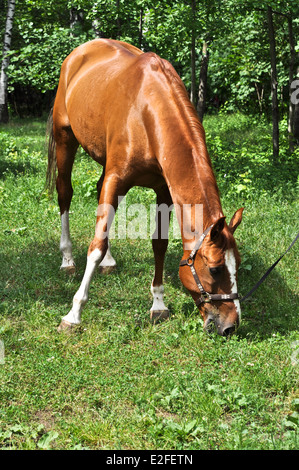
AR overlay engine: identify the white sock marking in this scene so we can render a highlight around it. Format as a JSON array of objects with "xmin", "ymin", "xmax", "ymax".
[
  {"xmin": 99, "ymin": 241, "xmax": 116, "ymax": 268},
  {"xmin": 60, "ymin": 211, "xmax": 75, "ymax": 268},
  {"xmin": 225, "ymin": 249, "xmax": 241, "ymax": 321},
  {"xmin": 150, "ymin": 284, "xmax": 168, "ymax": 312},
  {"xmin": 62, "ymin": 248, "xmax": 102, "ymax": 324}
]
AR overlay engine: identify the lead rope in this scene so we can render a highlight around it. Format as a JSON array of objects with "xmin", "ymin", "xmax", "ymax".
[
  {"xmin": 240, "ymin": 231, "xmax": 299, "ymax": 303},
  {"xmin": 179, "ymin": 226, "xmax": 299, "ymax": 305}
]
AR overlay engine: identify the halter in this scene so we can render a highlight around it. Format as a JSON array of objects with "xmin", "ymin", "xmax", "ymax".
[
  {"xmin": 180, "ymin": 224, "xmax": 299, "ymax": 307},
  {"xmin": 179, "ymin": 224, "xmax": 239, "ymax": 306}
]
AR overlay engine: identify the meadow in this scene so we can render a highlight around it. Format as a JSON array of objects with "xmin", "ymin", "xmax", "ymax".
[{"xmin": 0, "ymin": 113, "xmax": 298, "ymax": 450}]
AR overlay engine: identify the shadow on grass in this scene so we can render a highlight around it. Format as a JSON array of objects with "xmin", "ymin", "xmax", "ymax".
[
  {"xmin": 163, "ymin": 242, "xmax": 298, "ymax": 339},
  {"xmin": 214, "ymin": 155, "xmax": 299, "ymax": 201},
  {"xmin": 0, "ymin": 158, "xmax": 39, "ymax": 179},
  {"xmin": 206, "ymin": 114, "xmax": 271, "ymax": 140},
  {"xmin": 0, "ymin": 234, "xmax": 297, "ymax": 341}
]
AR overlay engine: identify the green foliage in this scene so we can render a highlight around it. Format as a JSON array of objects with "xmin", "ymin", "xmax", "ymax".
[
  {"xmin": 0, "ymin": 115, "xmax": 298, "ymax": 450},
  {"xmin": 2, "ymin": 0, "xmax": 298, "ymax": 118},
  {"xmin": 7, "ymin": 28, "xmax": 89, "ymax": 93},
  {"xmin": 205, "ymin": 112, "xmax": 299, "ymax": 198}
]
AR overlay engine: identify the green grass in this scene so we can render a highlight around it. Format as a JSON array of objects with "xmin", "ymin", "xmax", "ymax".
[{"xmin": 0, "ymin": 113, "xmax": 298, "ymax": 450}]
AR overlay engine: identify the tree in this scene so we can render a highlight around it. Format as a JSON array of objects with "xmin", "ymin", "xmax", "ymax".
[
  {"xmin": 0, "ymin": 0, "xmax": 15, "ymax": 123},
  {"xmin": 195, "ymin": 0, "xmax": 219, "ymax": 121},
  {"xmin": 197, "ymin": 41, "xmax": 209, "ymax": 121},
  {"xmin": 190, "ymin": 0, "xmax": 196, "ymax": 106},
  {"xmin": 0, "ymin": 0, "xmax": 298, "ymax": 142},
  {"xmin": 292, "ymin": 64, "xmax": 299, "ymax": 146},
  {"xmin": 267, "ymin": 6, "xmax": 279, "ymax": 159},
  {"xmin": 70, "ymin": 5, "xmax": 84, "ymax": 37}
]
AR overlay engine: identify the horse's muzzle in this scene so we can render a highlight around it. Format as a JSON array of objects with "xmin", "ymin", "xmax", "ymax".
[{"xmin": 204, "ymin": 315, "xmax": 238, "ymax": 337}]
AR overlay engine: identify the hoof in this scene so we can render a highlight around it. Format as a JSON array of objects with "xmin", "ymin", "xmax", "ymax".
[
  {"xmin": 99, "ymin": 265, "xmax": 117, "ymax": 275},
  {"xmin": 60, "ymin": 265, "xmax": 76, "ymax": 275},
  {"xmin": 150, "ymin": 309, "xmax": 170, "ymax": 324},
  {"xmin": 57, "ymin": 320, "xmax": 76, "ymax": 332}
]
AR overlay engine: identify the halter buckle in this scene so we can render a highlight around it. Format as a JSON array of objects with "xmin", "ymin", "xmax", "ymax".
[
  {"xmin": 186, "ymin": 257, "xmax": 194, "ymax": 267},
  {"xmin": 199, "ymin": 292, "xmax": 211, "ymax": 303}
]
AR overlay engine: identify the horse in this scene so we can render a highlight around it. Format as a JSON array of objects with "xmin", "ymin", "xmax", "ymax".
[{"xmin": 47, "ymin": 38, "xmax": 243, "ymax": 336}]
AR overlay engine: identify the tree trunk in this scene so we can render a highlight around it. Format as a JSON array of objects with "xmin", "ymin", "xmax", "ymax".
[
  {"xmin": 292, "ymin": 67, "xmax": 299, "ymax": 146},
  {"xmin": 287, "ymin": 15, "xmax": 296, "ymax": 151},
  {"xmin": 139, "ymin": 7, "xmax": 144, "ymax": 50},
  {"xmin": 0, "ymin": 0, "xmax": 15, "ymax": 123},
  {"xmin": 92, "ymin": 4, "xmax": 103, "ymax": 38},
  {"xmin": 116, "ymin": 0, "xmax": 121, "ymax": 40},
  {"xmin": 190, "ymin": 0, "xmax": 196, "ymax": 106},
  {"xmin": 254, "ymin": 82, "xmax": 264, "ymax": 114},
  {"xmin": 70, "ymin": 7, "xmax": 84, "ymax": 37},
  {"xmin": 267, "ymin": 6, "xmax": 279, "ymax": 160},
  {"xmin": 197, "ymin": 41, "xmax": 209, "ymax": 122}
]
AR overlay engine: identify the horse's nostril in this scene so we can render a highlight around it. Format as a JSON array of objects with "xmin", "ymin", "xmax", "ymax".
[
  {"xmin": 204, "ymin": 317, "xmax": 216, "ymax": 334},
  {"xmin": 222, "ymin": 325, "xmax": 236, "ymax": 337}
]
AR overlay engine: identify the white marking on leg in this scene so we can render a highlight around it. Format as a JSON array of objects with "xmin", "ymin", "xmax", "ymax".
[
  {"xmin": 60, "ymin": 211, "xmax": 75, "ymax": 269},
  {"xmin": 99, "ymin": 241, "xmax": 116, "ymax": 268},
  {"xmin": 225, "ymin": 249, "xmax": 241, "ymax": 321},
  {"xmin": 62, "ymin": 248, "xmax": 102, "ymax": 324},
  {"xmin": 150, "ymin": 284, "xmax": 168, "ymax": 312}
]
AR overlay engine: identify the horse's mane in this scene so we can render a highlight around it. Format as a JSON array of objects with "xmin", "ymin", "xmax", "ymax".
[
  {"xmin": 156, "ymin": 57, "xmax": 211, "ymax": 159},
  {"xmin": 154, "ymin": 56, "xmax": 222, "ymax": 217}
]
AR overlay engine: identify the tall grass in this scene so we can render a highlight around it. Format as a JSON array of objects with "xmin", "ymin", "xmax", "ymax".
[{"xmin": 0, "ymin": 114, "xmax": 298, "ymax": 450}]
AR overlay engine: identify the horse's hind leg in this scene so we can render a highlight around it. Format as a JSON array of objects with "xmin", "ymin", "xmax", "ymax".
[
  {"xmin": 55, "ymin": 127, "xmax": 78, "ymax": 273},
  {"xmin": 96, "ymin": 167, "xmax": 117, "ymax": 274},
  {"xmin": 150, "ymin": 186, "xmax": 173, "ymax": 323}
]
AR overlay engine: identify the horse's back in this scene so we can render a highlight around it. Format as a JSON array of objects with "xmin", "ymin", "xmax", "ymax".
[
  {"xmin": 53, "ymin": 40, "xmax": 143, "ymax": 158},
  {"xmin": 53, "ymin": 39, "xmax": 189, "ymax": 176},
  {"xmin": 56, "ymin": 40, "xmax": 141, "ymax": 109}
]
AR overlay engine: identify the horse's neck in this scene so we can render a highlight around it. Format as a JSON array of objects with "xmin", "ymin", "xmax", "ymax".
[
  {"xmin": 161, "ymin": 143, "xmax": 223, "ymax": 248},
  {"xmin": 149, "ymin": 91, "xmax": 223, "ymax": 245}
]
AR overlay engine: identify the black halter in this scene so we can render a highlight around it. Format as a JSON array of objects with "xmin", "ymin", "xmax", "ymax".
[
  {"xmin": 180, "ymin": 224, "xmax": 299, "ymax": 307},
  {"xmin": 179, "ymin": 224, "xmax": 239, "ymax": 306}
]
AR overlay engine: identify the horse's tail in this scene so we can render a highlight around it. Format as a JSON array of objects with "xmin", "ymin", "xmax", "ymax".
[{"xmin": 46, "ymin": 106, "xmax": 57, "ymax": 195}]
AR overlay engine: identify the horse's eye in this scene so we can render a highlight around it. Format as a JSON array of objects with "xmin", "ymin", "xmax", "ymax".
[{"xmin": 209, "ymin": 266, "xmax": 224, "ymax": 276}]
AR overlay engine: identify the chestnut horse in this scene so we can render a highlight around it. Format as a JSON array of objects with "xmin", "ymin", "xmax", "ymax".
[{"xmin": 47, "ymin": 39, "xmax": 243, "ymax": 336}]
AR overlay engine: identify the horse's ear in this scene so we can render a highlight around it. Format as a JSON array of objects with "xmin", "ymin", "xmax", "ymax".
[
  {"xmin": 229, "ymin": 208, "xmax": 244, "ymax": 233},
  {"xmin": 210, "ymin": 216, "xmax": 226, "ymax": 242}
]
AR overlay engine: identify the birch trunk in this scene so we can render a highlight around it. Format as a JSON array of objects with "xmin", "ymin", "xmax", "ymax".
[
  {"xmin": 70, "ymin": 7, "xmax": 84, "ymax": 37},
  {"xmin": 287, "ymin": 15, "xmax": 296, "ymax": 151},
  {"xmin": 293, "ymin": 65, "xmax": 299, "ymax": 146},
  {"xmin": 267, "ymin": 6, "xmax": 279, "ymax": 160},
  {"xmin": 190, "ymin": 0, "xmax": 196, "ymax": 106},
  {"xmin": 197, "ymin": 42, "xmax": 209, "ymax": 122},
  {"xmin": 0, "ymin": 0, "xmax": 15, "ymax": 123},
  {"xmin": 116, "ymin": 0, "xmax": 121, "ymax": 40},
  {"xmin": 138, "ymin": 7, "xmax": 144, "ymax": 50}
]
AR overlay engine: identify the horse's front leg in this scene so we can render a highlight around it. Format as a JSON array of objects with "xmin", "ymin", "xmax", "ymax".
[
  {"xmin": 58, "ymin": 173, "xmax": 128, "ymax": 331},
  {"xmin": 150, "ymin": 186, "xmax": 173, "ymax": 323},
  {"xmin": 96, "ymin": 169, "xmax": 117, "ymax": 274},
  {"xmin": 99, "ymin": 241, "xmax": 117, "ymax": 274}
]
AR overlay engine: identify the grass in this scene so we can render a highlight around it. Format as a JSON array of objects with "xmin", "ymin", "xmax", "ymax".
[{"xmin": 0, "ymin": 113, "xmax": 298, "ymax": 450}]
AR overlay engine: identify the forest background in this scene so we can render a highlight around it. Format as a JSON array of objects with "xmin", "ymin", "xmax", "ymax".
[{"xmin": 1, "ymin": 0, "xmax": 299, "ymax": 157}]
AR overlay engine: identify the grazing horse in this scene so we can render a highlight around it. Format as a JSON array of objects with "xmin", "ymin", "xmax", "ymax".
[{"xmin": 47, "ymin": 39, "xmax": 243, "ymax": 336}]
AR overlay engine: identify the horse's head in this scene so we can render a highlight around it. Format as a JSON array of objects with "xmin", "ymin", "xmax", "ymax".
[{"xmin": 179, "ymin": 208, "xmax": 243, "ymax": 336}]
